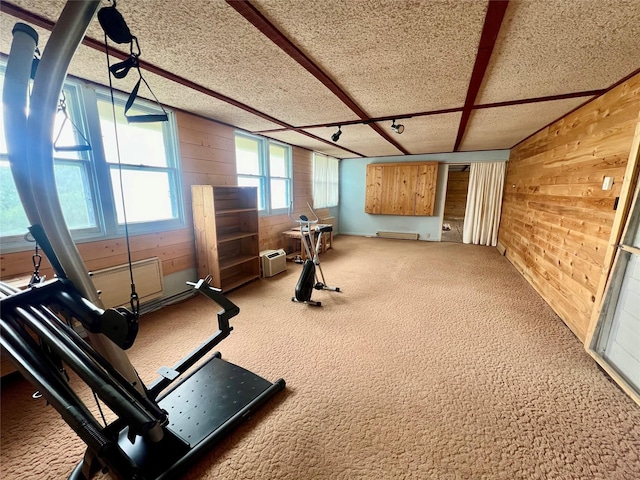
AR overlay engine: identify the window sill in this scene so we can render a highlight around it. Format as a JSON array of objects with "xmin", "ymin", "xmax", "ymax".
[{"xmin": 0, "ymin": 220, "xmax": 185, "ymax": 254}]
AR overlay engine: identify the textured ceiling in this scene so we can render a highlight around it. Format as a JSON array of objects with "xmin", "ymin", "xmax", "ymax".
[
  {"xmin": 1, "ymin": 0, "xmax": 639, "ymax": 160},
  {"xmin": 477, "ymin": 0, "xmax": 640, "ymax": 103},
  {"xmin": 459, "ymin": 97, "xmax": 594, "ymax": 151}
]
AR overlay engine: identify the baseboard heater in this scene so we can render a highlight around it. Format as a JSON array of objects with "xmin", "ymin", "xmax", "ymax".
[
  {"xmin": 90, "ymin": 257, "xmax": 164, "ymax": 309},
  {"xmin": 376, "ymin": 231, "xmax": 419, "ymax": 240}
]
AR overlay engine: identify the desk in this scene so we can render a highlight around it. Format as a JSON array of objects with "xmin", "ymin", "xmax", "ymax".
[
  {"xmin": 281, "ymin": 228, "xmax": 311, "ymax": 260},
  {"xmin": 281, "ymin": 227, "xmax": 330, "ymax": 260}
]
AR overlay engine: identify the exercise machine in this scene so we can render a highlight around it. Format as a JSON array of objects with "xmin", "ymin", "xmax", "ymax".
[
  {"xmin": 290, "ymin": 204, "xmax": 340, "ymax": 306},
  {"xmin": 1, "ymin": 3, "xmax": 285, "ymax": 478}
]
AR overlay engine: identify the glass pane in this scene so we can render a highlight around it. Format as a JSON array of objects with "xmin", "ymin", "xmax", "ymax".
[
  {"xmin": 110, "ymin": 168, "xmax": 176, "ymax": 223},
  {"xmin": 0, "ymin": 160, "xmax": 29, "ymax": 236},
  {"xmin": 54, "ymin": 162, "xmax": 97, "ymax": 229},
  {"xmin": 601, "ymin": 252, "xmax": 640, "ymax": 389},
  {"xmin": 238, "ymin": 176, "xmax": 264, "ymax": 210},
  {"xmin": 630, "ymin": 211, "xmax": 640, "ymax": 248},
  {"xmin": 235, "ymin": 136, "xmax": 261, "ymax": 175},
  {"xmin": 98, "ymin": 99, "xmax": 168, "ymax": 167},
  {"xmin": 269, "ymin": 144, "xmax": 287, "ymax": 177},
  {"xmin": 52, "ymin": 89, "xmax": 84, "ymax": 160},
  {"xmin": 0, "ymin": 72, "xmax": 7, "ymax": 155},
  {"xmin": 270, "ymin": 178, "xmax": 289, "ymax": 210}
]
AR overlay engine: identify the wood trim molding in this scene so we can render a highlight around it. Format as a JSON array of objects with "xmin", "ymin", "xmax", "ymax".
[
  {"xmin": 583, "ymin": 116, "xmax": 640, "ymax": 406},
  {"xmin": 585, "ymin": 115, "xmax": 640, "ymax": 346},
  {"xmin": 226, "ymin": 0, "xmax": 410, "ymax": 155},
  {"xmin": 0, "ymin": 1, "xmax": 365, "ymax": 158},
  {"xmin": 453, "ymin": 0, "xmax": 510, "ymax": 151},
  {"xmin": 255, "ymin": 91, "xmax": 603, "ymax": 134}
]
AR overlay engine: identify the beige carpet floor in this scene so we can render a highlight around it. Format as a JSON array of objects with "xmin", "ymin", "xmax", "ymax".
[{"xmin": 1, "ymin": 235, "xmax": 639, "ymax": 479}]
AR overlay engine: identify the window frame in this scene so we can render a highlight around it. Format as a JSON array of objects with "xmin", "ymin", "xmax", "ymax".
[
  {"xmin": 235, "ymin": 131, "xmax": 292, "ymax": 216},
  {"xmin": 0, "ymin": 65, "xmax": 184, "ymax": 253},
  {"xmin": 92, "ymin": 89, "xmax": 184, "ymax": 235}
]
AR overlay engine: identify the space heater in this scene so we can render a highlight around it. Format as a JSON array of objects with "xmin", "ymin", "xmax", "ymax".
[{"xmin": 260, "ymin": 249, "xmax": 287, "ymax": 277}]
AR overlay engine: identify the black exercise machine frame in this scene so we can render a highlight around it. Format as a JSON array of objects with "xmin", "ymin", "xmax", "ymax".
[
  {"xmin": 1, "ymin": 2, "xmax": 285, "ymax": 478},
  {"xmin": 1, "ymin": 269, "xmax": 285, "ymax": 479}
]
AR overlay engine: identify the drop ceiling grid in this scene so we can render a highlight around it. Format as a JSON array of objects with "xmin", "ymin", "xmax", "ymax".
[
  {"xmin": 459, "ymin": 97, "xmax": 594, "ymax": 152},
  {"xmin": 253, "ymin": 0, "xmax": 488, "ymax": 118},
  {"xmin": 304, "ymin": 123, "xmax": 403, "ymax": 158},
  {"xmin": 476, "ymin": 0, "xmax": 640, "ymax": 104},
  {"xmin": 0, "ymin": 13, "xmax": 284, "ymax": 133},
  {"xmin": 263, "ymin": 130, "xmax": 357, "ymax": 159},
  {"xmin": 376, "ymin": 113, "xmax": 462, "ymax": 155}
]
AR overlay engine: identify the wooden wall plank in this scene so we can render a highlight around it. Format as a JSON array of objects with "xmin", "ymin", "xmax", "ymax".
[
  {"xmin": 444, "ymin": 170, "xmax": 469, "ymax": 218},
  {"xmin": 365, "ymin": 162, "xmax": 438, "ymax": 216},
  {"xmin": 0, "ymin": 109, "xmax": 319, "ymax": 288},
  {"xmin": 499, "ymin": 72, "xmax": 640, "ymax": 342},
  {"xmin": 1, "ymin": 111, "xmax": 235, "ymax": 283}
]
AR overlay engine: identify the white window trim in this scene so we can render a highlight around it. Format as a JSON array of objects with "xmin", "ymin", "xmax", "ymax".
[
  {"xmin": 0, "ymin": 67, "xmax": 184, "ymax": 253},
  {"xmin": 235, "ymin": 131, "xmax": 292, "ymax": 216}
]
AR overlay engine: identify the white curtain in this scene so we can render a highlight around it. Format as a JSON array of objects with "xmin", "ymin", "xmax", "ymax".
[
  {"xmin": 462, "ymin": 162, "xmax": 506, "ymax": 246},
  {"xmin": 313, "ymin": 154, "xmax": 339, "ymax": 208}
]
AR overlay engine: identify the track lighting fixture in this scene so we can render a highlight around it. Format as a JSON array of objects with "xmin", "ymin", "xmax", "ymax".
[
  {"xmin": 391, "ymin": 119, "xmax": 404, "ymax": 134},
  {"xmin": 331, "ymin": 125, "xmax": 342, "ymax": 142}
]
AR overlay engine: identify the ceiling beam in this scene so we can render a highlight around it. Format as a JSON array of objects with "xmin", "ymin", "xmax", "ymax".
[
  {"xmin": 226, "ymin": 0, "xmax": 410, "ymax": 155},
  {"xmin": 453, "ymin": 0, "xmax": 510, "ymax": 151},
  {"xmin": 473, "ymin": 89, "xmax": 605, "ymax": 110},
  {"xmin": 255, "ymin": 106, "xmax": 465, "ymax": 133},
  {"xmin": 255, "ymin": 88, "xmax": 604, "ymax": 133},
  {"xmin": 0, "ymin": 1, "xmax": 365, "ymax": 158}
]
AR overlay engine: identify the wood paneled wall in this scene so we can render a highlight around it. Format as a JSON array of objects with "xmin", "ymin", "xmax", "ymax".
[
  {"xmin": 258, "ymin": 147, "xmax": 329, "ymax": 251},
  {"xmin": 499, "ymin": 72, "xmax": 640, "ymax": 342},
  {"xmin": 0, "ymin": 110, "xmax": 318, "ymax": 280},
  {"xmin": 444, "ymin": 170, "xmax": 469, "ymax": 219}
]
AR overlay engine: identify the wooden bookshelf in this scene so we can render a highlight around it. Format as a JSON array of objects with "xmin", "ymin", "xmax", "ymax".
[{"xmin": 191, "ymin": 185, "xmax": 260, "ymax": 292}]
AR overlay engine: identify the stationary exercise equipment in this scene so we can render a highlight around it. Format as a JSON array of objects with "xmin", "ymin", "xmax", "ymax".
[
  {"xmin": 290, "ymin": 204, "xmax": 340, "ymax": 306},
  {"xmin": 1, "ymin": 3, "xmax": 284, "ymax": 479}
]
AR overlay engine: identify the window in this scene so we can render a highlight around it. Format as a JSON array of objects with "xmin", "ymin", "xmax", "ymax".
[
  {"xmin": 0, "ymin": 63, "xmax": 183, "ymax": 250},
  {"xmin": 313, "ymin": 153, "xmax": 339, "ymax": 208},
  {"xmin": 96, "ymin": 95, "xmax": 181, "ymax": 225},
  {"xmin": 235, "ymin": 132, "xmax": 292, "ymax": 214}
]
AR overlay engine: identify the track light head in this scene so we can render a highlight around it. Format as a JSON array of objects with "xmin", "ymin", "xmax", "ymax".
[
  {"xmin": 331, "ymin": 126, "xmax": 342, "ymax": 142},
  {"xmin": 391, "ymin": 120, "xmax": 404, "ymax": 134}
]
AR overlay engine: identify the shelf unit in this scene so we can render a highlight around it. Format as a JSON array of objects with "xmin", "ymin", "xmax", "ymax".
[{"xmin": 191, "ymin": 185, "xmax": 260, "ymax": 292}]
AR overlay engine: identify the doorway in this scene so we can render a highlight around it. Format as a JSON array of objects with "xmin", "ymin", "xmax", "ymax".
[{"xmin": 441, "ymin": 165, "xmax": 470, "ymax": 243}]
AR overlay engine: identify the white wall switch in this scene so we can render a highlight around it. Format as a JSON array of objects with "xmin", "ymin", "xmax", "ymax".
[{"xmin": 602, "ymin": 176, "xmax": 614, "ymax": 191}]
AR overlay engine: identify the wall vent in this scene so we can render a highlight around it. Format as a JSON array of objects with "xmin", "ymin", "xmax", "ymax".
[
  {"xmin": 91, "ymin": 257, "xmax": 164, "ymax": 309},
  {"xmin": 376, "ymin": 231, "xmax": 419, "ymax": 240}
]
